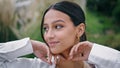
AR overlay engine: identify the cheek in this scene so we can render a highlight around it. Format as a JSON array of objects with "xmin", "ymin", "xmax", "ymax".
[
  {"xmin": 43, "ymin": 34, "xmax": 46, "ymax": 40},
  {"xmin": 51, "ymin": 29, "xmax": 76, "ymax": 54},
  {"xmin": 43, "ymin": 33, "xmax": 48, "ymax": 42},
  {"xmin": 62, "ymin": 30, "xmax": 76, "ymax": 46}
]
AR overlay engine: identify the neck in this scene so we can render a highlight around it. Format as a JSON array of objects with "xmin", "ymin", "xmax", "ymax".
[
  {"xmin": 56, "ymin": 56, "xmax": 84, "ymax": 68},
  {"xmin": 56, "ymin": 41, "xmax": 84, "ymax": 68},
  {"xmin": 60, "ymin": 48, "xmax": 70, "ymax": 59},
  {"xmin": 60, "ymin": 40, "xmax": 79, "ymax": 59}
]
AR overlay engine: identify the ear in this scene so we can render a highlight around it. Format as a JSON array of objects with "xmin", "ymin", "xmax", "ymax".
[{"xmin": 76, "ymin": 23, "xmax": 85, "ymax": 37}]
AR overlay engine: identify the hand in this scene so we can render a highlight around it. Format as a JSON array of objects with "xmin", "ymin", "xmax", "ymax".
[
  {"xmin": 31, "ymin": 40, "xmax": 52, "ymax": 64},
  {"xmin": 69, "ymin": 41, "xmax": 93, "ymax": 61}
]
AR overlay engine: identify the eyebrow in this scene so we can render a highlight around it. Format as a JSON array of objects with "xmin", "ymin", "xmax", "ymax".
[{"xmin": 44, "ymin": 20, "xmax": 65, "ymax": 25}]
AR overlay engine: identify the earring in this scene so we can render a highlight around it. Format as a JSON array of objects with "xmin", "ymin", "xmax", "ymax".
[{"xmin": 77, "ymin": 36, "xmax": 80, "ymax": 41}]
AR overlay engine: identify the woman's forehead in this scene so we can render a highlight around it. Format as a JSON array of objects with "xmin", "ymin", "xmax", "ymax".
[
  {"xmin": 44, "ymin": 9, "xmax": 71, "ymax": 23},
  {"xmin": 45, "ymin": 9, "xmax": 70, "ymax": 18}
]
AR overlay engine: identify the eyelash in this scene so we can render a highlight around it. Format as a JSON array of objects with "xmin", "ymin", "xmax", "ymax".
[
  {"xmin": 43, "ymin": 27, "xmax": 48, "ymax": 32},
  {"xmin": 43, "ymin": 25, "xmax": 64, "ymax": 32},
  {"xmin": 55, "ymin": 25, "xmax": 63, "ymax": 29}
]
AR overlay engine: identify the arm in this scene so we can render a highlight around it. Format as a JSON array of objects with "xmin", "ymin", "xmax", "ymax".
[
  {"xmin": 0, "ymin": 38, "xmax": 53, "ymax": 68},
  {"xmin": 68, "ymin": 41, "xmax": 120, "ymax": 68},
  {"xmin": 0, "ymin": 38, "xmax": 33, "ymax": 61},
  {"xmin": 88, "ymin": 43, "xmax": 120, "ymax": 68}
]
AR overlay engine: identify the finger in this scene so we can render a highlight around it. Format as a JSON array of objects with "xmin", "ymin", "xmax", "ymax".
[
  {"xmin": 75, "ymin": 42, "xmax": 84, "ymax": 53},
  {"xmin": 71, "ymin": 54, "xmax": 81, "ymax": 61},
  {"xmin": 71, "ymin": 53, "xmax": 85, "ymax": 61},
  {"xmin": 71, "ymin": 43, "xmax": 83, "ymax": 59},
  {"xmin": 54, "ymin": 55, "xmax": 57, "ymax": 64},
  {"xmin": 75, "ymin": 43, "xmax": 81, "ymax": 52},
  {"xmin": 58, "ymin": 54, "xmax": 66, "ymax": 61},
  {"xmin": 69, "ymin": 45, "xmax": 76, "ymax": 59},
  {"xmin": 48, "ymin": 53, "xmax": 52, "ymax": 64},
  {"xmin": 40, "ymin": 57, "xmax": 50, "ymax": 64},
  {"xmin": 36, "ymin": 53, "xmax": 50, "ymax": 64},
  {"xmin": 47, "ymin": 49, "xmax": 52, "ymax": 64},
  {"xmin": 82, "ymin": 46, "xmax": 90, "ymax": 61},
  {"xmin": 35, "ymin": 51, "xmax": 52, "ymax": 64}
]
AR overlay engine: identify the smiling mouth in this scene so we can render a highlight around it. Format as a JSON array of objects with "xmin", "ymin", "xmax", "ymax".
[{"xmin": 48, "ymin": 41, "xmax": 59, "ymax": 47}]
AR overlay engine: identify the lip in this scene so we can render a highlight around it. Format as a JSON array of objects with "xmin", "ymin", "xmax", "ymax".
[{"xmin": 48, "ymin": 41, "xmax": 59, "ymax": 47}]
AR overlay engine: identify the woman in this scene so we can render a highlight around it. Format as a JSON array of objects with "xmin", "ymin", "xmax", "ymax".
[
  {"xmin": 1, "ymin": 1, "xmax": 120, "ymax": 68},
  {"xmin": 0, "ymin": 1, "xmax": 90, "ymax": 68},
  {"xmin": 40, "ymin": 1, "xmax": 92, "ymax": 68},
  {"xmin": 0, "ymin": 1, "xmax": 91, "ymax": 68},
  {"xmin": 40, "ymin": 1, "xmax": 120, "ymax": 68}
]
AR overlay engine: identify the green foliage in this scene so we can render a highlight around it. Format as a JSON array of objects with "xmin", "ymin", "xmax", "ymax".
[
  {"xmin": 87, "ymin": 0, "xmax": 117, "ymax": 16},
  {"xmin": 86, "ymin": 9, "xmax": 120, "ymax": 50},
  {"xmin": 87, "ymin": 0, "xmax": 120, "ymax": 27},
  {"xmin": 86, "ymin": 11, "xmax": 104, "ymax": 34},
  {"xmin": 112, "ymin": 0, "xmax": 120, "ymax": 26},
  {"xmin": 86, "ymin": 0, "xmax": 120, "ymax": 50},
  {"xmin": 0, "ymin": 21, "xmax": 18, "ymax": 42}
]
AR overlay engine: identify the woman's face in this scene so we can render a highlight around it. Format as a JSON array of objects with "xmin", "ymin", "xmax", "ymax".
[{"xmin": 43, "ymin": 9, "xmax": 78, "ymax": 54}]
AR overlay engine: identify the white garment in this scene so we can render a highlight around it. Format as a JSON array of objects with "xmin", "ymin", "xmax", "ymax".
[
  {"xmin": 0, "ymin": 38, "xmax": 55, "ymax": 68},
  {"xmin": 0, "ymin": 38, "xmax": 120, "ymax": 68},
  {"xmin": 88, "ymin": 43, "xmax": 120, "ymax": 68}
]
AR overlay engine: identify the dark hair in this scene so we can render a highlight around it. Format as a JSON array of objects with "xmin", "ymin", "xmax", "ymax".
[{"xmin": 41, "ymin": 1, "xmax": 87, "ymax": 42}]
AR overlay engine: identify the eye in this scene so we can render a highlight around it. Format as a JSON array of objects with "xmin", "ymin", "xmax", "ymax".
[
  {"xmin": 55, "ymin": 25, "xmax": 63, "ymax": 29},
  {"xmin": 43, "ymin": 26, "xmax": 48, "ymax": 32}
]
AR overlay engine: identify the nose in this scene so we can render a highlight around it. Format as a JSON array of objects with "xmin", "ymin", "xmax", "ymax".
[{"xmin": 45, "ymin": 29, "xmax": 55, "ymax": 39}]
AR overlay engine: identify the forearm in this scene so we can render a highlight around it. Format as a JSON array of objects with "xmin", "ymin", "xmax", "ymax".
[
  {"xmin": 31, "ymin": 40, "xmax": 45, "ymax": 52},
  {"xmin": 0, "ymin": 38, "xmax": 33, "ymax": 61},
  {"xmin": 88, "ymin": 43, "xmax": 120, "ymax": 68}
]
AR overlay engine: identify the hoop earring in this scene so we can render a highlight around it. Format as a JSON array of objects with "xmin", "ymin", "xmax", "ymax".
[{"xmin": 77, "ymin": 36, "xmax": 80, "ymax": 41}]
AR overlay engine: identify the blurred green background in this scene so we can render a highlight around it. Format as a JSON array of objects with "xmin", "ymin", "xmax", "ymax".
[{"xmin": 0, "ymin": 0, "xmax": 120, "ymax": 57}]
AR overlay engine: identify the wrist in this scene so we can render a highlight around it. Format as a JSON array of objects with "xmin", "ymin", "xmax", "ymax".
[{"xmin": 30, "ymin": 40, "xmax": 37, "ymax": 52}]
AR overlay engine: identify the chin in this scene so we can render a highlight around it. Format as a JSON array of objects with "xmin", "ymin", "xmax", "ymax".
[{"xmin": 51, "ymin": 49, "xmax": 61, "ymax": 55}]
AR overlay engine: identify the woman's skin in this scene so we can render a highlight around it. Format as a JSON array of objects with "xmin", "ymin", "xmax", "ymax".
[
  {"xmin": 69, "ymin": 41, "xmax": 93, "ymax": 61},
  {"xmin": 31, "ymin": 39, "xmax": 93, "ymax": 65},
  {"xmin": 31, "ymin": 40, "xmax": 52, "ymax": 64},
  {"xmin": 43, "ymin": 9, "xmax": 86, "ymax": 68}
]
